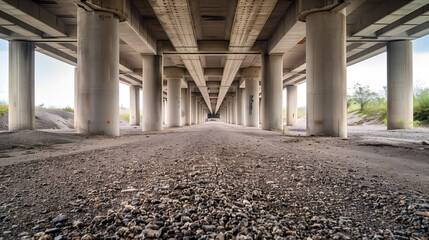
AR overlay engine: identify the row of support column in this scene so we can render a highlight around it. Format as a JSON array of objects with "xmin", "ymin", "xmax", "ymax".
[{"xmin": 7, "ymin": 5, "xmax": 413, "ymax": 137}]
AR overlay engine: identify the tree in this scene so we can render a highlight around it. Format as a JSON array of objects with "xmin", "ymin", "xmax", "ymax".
[{"xmin": 352, "ymin": 83, "xmax": 377, "ymax": 110}]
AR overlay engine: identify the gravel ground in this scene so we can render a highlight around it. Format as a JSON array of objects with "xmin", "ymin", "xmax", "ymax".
[{"xmin": 0, "ymin": 122, "xmax": 428, "ymax": 240}]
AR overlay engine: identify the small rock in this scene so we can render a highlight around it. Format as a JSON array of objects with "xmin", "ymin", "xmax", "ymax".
[
  {"xmin": 202, "ymin": 225, "xmax": 217, "ymax": 232},
  {"xmin": 52, "ymin": 214, "xmax": 68, "ymax": 224},
  {"xmin": 45, "ymin": 228, "xmax": 60, "ymax": 234},
  {"xmin": 142, "ymin": 229, "xmax": 161, "ymax": 238}
]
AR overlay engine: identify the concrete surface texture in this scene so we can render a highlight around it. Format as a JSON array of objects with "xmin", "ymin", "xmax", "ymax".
[
  {"xmin": 8, "ymin": 41, "xmax": 35, "ymax": 131},
  {"xmin": 76, "ymin": 9, "xmax": 120, "ymax": 137}
]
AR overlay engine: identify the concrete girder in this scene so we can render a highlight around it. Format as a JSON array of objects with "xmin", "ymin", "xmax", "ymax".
[
  {"xmin": 0, "ymin": 10, "xmax": 43, "ymax": 38},
  {"xmin": 148, "ymin": 0, "xmax": 212, "ymax": 113},
  {"xmin": 35, "ymin": 42, "xmax": 142, "ymax": 87},
  {"xmin": 268, "ymin": 0, "xmax": 306, "ymax": 54},
  {"xmin": 120, "ymin": 0, "xmax": 157, "ymax": 54},
  {"xmin": 374, "ymin": 3, "xmax": 429, "ymax": 38},
  {"xmin": 350, "ymin": 0, "xmax": 426, "ymax": 38},
  {"xmin": 215, "ymin": 0, "xmax": 277, "ymax": 113},
  {"xmin": 0, "ymin": 0, "xmax": 68, "ymax": 38}
]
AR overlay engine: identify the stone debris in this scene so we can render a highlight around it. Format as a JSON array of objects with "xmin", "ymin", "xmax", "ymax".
[{"xmin": 0, "ymin": 126, "xmax": 428, "ymax": 239}]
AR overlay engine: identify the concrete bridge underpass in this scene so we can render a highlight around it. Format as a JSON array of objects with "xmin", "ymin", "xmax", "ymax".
[{"xmin": 2, "ymin": 0, "xmax": 428, "ymax": 137}]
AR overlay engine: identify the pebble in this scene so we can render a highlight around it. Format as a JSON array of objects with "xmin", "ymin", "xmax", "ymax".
[{"xmin": 52, "ymin": 214, "xmax": 68, "ymax": 224}]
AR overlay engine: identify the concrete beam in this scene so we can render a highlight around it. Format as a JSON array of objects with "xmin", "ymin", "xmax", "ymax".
[
  {"xmin": 268, "ymin": 0, "xmax": 306, "ymax": 54},
  {"xmin": 0, "ymin": 0, "xmax": 68, "ymax": 37},
  {"xmin": 120, "ymin": 0, "xmax": 157, "ymax": 54},
  {"xmin": 351, "ymin": 0, "xmax": 413, "ymax": 37}
]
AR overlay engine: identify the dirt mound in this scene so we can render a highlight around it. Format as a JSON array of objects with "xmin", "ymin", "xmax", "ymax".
[
  {"xmin": 347, "ymin": 111, "xmax": 384, "ymax": 126},
  {"xmin": 0, "ymin": 130, "xmax": 82, "ymax": 150},
  {"xmin": 0, "ymin": 109, "xmax": 74, "ymax": 131}
]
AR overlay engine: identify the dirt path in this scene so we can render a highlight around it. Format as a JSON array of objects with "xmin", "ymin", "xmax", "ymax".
[{"xmin": 0, "ymin": 123, "xmax": 428, "ymax": 239}]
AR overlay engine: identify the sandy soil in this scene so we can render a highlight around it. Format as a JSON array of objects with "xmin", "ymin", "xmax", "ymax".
[{"xmin": 0, "ymin": 122, "xmax": 428, "ymax": 239}]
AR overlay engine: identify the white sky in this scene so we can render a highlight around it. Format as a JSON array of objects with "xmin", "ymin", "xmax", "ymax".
[{"xmin": 0, "ymin": 35, "xmax": 429, "ymax": 109}]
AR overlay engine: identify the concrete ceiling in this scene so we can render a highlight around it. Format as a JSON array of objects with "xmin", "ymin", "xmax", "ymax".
[{"xmin": 0, "ymin": 0, "xmax": 428, "ymax": 113}]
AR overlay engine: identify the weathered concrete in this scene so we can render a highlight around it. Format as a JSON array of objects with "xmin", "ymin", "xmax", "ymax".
[
  {"xmin": 76, "ymin": 9, "xmax": 119, "ymax": 136},
  {"xmin": 262, "ymin": 55, "xmax": 283, "ymax": 131},
  {"xmin": 306, "ymin": 10, "xmax": 347, "ymax": 138},
  {"xmin": 162, "ymin": 99, "xmax": 166, "ymax": 125},
  {"xmin": 186, "ymin": 86, "xmax": 191, "ymax": 126},
  {"xmin": 231, "ymin": 94, "xmax": 237, "ymax": 124},
  {"xmin": 243, "ymin": 67, "xmax": 261, "ymax": 128},
  {"xmin": 8, "ymin": 41, "xmax": 35, "ymax": 131},
  {"xmin": 191, "ymin": 96, "xmax": 197, "ymax": 125},
  {"xmin": 74, "ymin": 67, "xmax": 78, "ymax": 130},
  {"xmin": 286, "ymin": 85, "xmax": 297, "ymax": 126},
  {"xmin": 142, "ymin": 55, "xmax": 163, "ymax": 131},
  {"xmin": 166, "ymin": 78, "xmax": 181, "ymax": 127},
  {"xmin": 129, "ymin": 85, "xmax": 140, "ymax": 126},
  {"xmin": 180, "ymin": 88, "xmax": 187, "ymax": 126},
  {"xmin": 236, "ymin": 88, "xmax": 244, "ymax": 125},
  {"xmin": 387, "ymin": 40, "xmax": 413, "ymax": 130}
]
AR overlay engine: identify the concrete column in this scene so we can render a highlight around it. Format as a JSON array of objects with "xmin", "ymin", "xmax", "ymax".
[
  {"xmin": 186, "ymin": 86, "xmax": 191, "ymax": 126},
  {"xmin": 166, "ymin": 78, "xmax": 181, "ymax": 127},
  {"xmin": 8, "ymin": 41, "xmax": 35, "ymax": 131},
  {"xmin": 142, "ymin": 55, "xmax": 163, "ymax": 131},
  {"xmin": 237, "ymin": 88, "xmax": 244, "ymax": 125},
  {"xmin": 306, "ymin": 10, "xmax": 347, "ymax": 138},
  {"xmin": 129, "ymin": 85, "xmax": 140, "ymax": 126},
  {"xmin": 191, "ymin": 96, "xmax": 197, "ymax": 124},
  {"xmin": 243, "ymin": 68, "xmax": 261, "ymax": 127},
  {"xmin": 242, "ymin": 88, "xmax": 247, "ymax": 126},
  {"xmin": 200, "ymin": 104, "xmax": 204, "ymax": 123},
  {"xmin": 77, "ymin": 9, "xmax": 119, "ymax": 136},
  {"xmin": 196, "ymin": 101, "xmax": 200, "ymax": 124},
  {"xmin": 162, "ymin": 99, "xmax": 166, "ymax": 125},
  {"xmin": 226, "ymin": 96, "xmax": 232, "ymax": 124},
  {"xmin": 74, "ymin": 67, "xmax": 78, "ymax": 129},
  {"xmin": 286, "ymin": 85, "xmax": 298, "ymax": 126},
  {"xmin": 387, "ymin": 40, "xmax": 413, "ymax": 129},
  {"xmin": 226, "ymin": 104, "xmax": 229, "ymax": 123},
  {"xmin": 259, "ymin": 97, "xmax": 262, "ymax": 125},
  {"xmin": 231, "ymin": 93, "xmax": 237, "ymax": 124},
  {"xmin": 180, "ymin": 88, "xmax": 187, "ymax": 126},
  {"xmin": 261, "ymin": 55, "xmax": 283, "ymax": 131}
]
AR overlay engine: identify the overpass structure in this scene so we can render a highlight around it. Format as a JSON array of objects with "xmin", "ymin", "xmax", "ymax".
[{"xmin": 2, "ymin": 0, "xmax": 429, "ymax": 137}]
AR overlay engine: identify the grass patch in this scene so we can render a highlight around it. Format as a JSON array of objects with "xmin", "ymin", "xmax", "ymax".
[
  {"xmin": 120, "ymin": 113, "xmax": 130, "ymax": 121},
  {"xmin": 0, "ymin": 105, "xmax": 7, "ymax": 116},
  {"xmin": 347, "ymin": 103, "xmax": 361, "ymax": 113},
  {"xmin": 61, "ymin": 106, "xmax": 74, "ymax": 112},
  {"xmin": 10, "ymin": 143, "xmax": 47, "ymax": 149},
  {"xmin": 414, "ymin": 89, "xmax": 429, "ymax": 125},
  {"xmin": 297, "ymin": 107, "xmax": 306, "ymax": 118}
]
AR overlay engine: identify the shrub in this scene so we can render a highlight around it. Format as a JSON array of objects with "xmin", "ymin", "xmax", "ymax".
[
  {"xmin": 120, "ymin": 113, "xmax": 130, "ymax": 121},
  {"xmin": 62, "ymin": 106, "xmax": 74, "ymax": 112},
  {"xmin": 414, "ymin": 88, "xmax": 429, "ymax": 124},
  {"xmin": 0, "ymin": 105, "xmax": 8, "ymax": 116}
]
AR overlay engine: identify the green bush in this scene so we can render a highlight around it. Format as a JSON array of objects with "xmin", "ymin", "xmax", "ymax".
[
  {"xmin": 414, "ymin": 88, "xmax": 429, "ymax": 124},
  {"xmin": 0, "ymin": 105, "xmax": 8, "ymax": 116},
  {"xmin": 61, "ymin": 106, "xmax": 74, "ymax": 112},
  {"xmin": 120, "ymin": 113, "xmax": 130, "ymax": 121}
]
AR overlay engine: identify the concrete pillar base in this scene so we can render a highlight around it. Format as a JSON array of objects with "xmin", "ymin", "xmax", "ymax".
[
  {"xmin": 243, "ymin": 67, "xmax": 261, "ymax": 128},
  {"xmin": 77, "ymin": 9, "xmax": 119, "ymax": 136},
  {"xmin": 306, "ymin": 10, "xmax": 347, "ymax": 138},
  {"xmin": 286, "ymin": 85, "xmax": 298, "ymax": 126},
  {"xmin": 142, "ymin": 55, "xmax": 163, "ymax": 131},
  {"xmin": 387, "ymin": 40, "xmax": 413, "ymax": 130},
  {"xmin": 129, "ymin": 85, "xmax": 140, "ymax": 126},
  {"xmin": 8, "ymin": 41, "xmax": 35, "ymax": 131}
]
